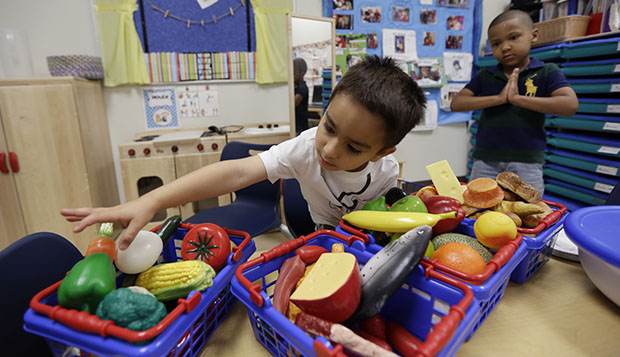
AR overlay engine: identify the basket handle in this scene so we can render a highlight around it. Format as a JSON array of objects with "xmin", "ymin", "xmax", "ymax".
[
  {"xmin": 234, "ymin": 230, "xmax": 366, "ymax": 307},
  {"xmin": 225, "ymin": 228, "xmax": 252, "ymax": 263},
  {"xmin": 517, "ymin": 200, "xmax": 566, "ymax": 235},
  {"xmin": 418, "ymin": 261, "xmax": 474, "ymax": 356},
  {"xmin": 30, "ymin": 280, "xmax": 202, "ymax": 342},
  {"xmin": 426, "ymin": 233, "xmax": 523, "ymax": 282},
  {"xmin": 337, "ymin": 220, "xmax": 370, "ymax": 244}
]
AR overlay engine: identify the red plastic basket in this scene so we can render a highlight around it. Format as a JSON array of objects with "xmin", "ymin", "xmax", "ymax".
[
  {"xmin": 23, "ymin": 223, "xmax": 255, "ymax": 357},
  {"xmin": 231, "ymin": 230, "xmax": 480, "ymax": 356}
]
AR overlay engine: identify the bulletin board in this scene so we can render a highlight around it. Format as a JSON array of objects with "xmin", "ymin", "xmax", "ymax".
[{"xmin": 324, "ymin": 0, "xmax": 483, "ymax": 126}]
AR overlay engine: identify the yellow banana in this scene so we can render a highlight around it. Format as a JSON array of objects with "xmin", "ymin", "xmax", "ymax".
[{"xmin": 342, "ymin": 210, "xmax": 456, "ymax": 233}]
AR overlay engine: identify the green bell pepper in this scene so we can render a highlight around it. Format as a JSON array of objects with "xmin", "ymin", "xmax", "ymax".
[
  {"xmin": 57, "ymin": 252, "xmax": 116, "ymax": 313},
  {"xmin": 389, "ymin": 195, "xmax": 428, "ymax": 213}
]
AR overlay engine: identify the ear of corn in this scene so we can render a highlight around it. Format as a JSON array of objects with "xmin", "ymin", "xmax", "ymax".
[{"xmin": 135, "ymin": 260, "xmax": 216, "ymax": 301}]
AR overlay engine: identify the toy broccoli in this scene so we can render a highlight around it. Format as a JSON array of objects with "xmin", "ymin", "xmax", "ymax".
[{"xmin": 96, "ymin": 288, "xmax": 167, "ymax": 332}]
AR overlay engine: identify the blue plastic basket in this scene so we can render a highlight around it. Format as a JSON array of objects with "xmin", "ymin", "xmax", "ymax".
[
  {"xmin": 338, "ymin": 221, "xmax": 527, "ymax": 339},
  {"xmin": 460, "ymin": 200, "xmax": 568, "ymax": 284},
  {"xmin": 231, "ymin": 230, "xmax": 480, "ymax": 357},
  {"xmin": 23, "ymin": 223, "xmax": 255, "ymax": 357}
]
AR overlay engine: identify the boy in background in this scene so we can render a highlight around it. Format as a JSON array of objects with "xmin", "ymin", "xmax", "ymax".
[
  {"xmin": 451, "ymin": 9, "xmax": 578, "ymax": 194},
  {"xmin": 293, "ymin": 58, "xmax": 309, "ymax": 135},
  {"xmin": 62, "ymin": 56, "xmax": 427, "ymax": 249}
]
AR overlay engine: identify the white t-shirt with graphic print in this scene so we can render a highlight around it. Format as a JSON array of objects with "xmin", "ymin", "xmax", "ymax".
[{"xmin": 258, "ymin": 127, "xmax": 399, "ymax": 227}]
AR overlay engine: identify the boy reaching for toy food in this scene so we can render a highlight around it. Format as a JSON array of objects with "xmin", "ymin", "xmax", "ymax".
[
  {"xmin": 450, "ymin": 9, "xmax": 578, "ymax": 194},
  {"xmin": 62, "ymin": 56, "xmax": 427, "ymax": 250}
]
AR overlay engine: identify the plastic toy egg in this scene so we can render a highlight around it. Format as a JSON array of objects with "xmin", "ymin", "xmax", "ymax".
[
  {"xmin": 474, "ymin": 211, "xmax": 517, "ymax": 249},
  {"xmin": 115, "ymin": 230, "xmax": 163, "ymax": 274}
]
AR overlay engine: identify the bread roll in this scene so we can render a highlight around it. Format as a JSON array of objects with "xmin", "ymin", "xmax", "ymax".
[
  {"xmin": 521, "ymin": 201, "xmax": 553, "ymax": 228},
  {"xmin": 463, "ymin": 178, "xmax": 504, "ymax": 208},
  {"xmin": 496, "ymin": 171, "xmax": 541, "ymax": 203}
]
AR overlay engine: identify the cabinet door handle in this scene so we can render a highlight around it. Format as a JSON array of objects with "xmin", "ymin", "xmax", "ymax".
[
  {"xmin": 8, "ymin": 152, "xmax": 19, "ymax": 173},
  {"xmin": 0, "ymin": 153, "xmax": 8, "ymax": 174}
]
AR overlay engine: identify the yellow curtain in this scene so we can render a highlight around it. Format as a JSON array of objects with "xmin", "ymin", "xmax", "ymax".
[
  {"xmin": 250, "ymin": 0, "xmax": 292, "ymax": 84},
  {"xmin": 94, "ymin": 0, "xmax": 150, "ymax": 87}
]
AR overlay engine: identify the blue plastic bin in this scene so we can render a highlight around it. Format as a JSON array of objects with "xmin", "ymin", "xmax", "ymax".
[
  {"xmin": 231, "ymin": 230, "xmax": 479, "ymax": 357},
  {"xmin": 23, "ymin": 223, "xmax": 255, "ymax": 357}
]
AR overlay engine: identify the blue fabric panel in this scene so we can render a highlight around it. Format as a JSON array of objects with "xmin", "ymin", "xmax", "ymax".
[{"xmin": 134, "ymin": 0, "xmax": 255, "ymax": 53}]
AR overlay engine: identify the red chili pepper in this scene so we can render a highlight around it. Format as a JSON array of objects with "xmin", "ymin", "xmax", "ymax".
[{"xmin": 422, "ymin": 195, "xmax": 466, "ymax": 234}]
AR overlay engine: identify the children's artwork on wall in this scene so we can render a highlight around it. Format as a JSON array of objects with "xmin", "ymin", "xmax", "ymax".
[
  {"xmin": 333, "ymin": 0, "xmax": 354, "ymax": 10},
  {"xmin": 409, "ymin": 57, "xmax": 445, "ymax": 88},
  {"xmin": 423, "ymin": 32, "xmax": 436, "ymax": 46},
  {"xmin": 446, "ymin": 35, "xmax": 463, "ymax": 49},
  {"xmin": 392, "ymin": 6, "xmax": 411, "ymax": 23},
  {"xmin": 444, "ymin": 52, "xmax": 472, "ymax": 81},
  {"xmin": 367, "ymin": 33, "xmax": 379, "ymax": 48},
  {"xmin": 143, "ymin": 88, "xmax": 179, "ymax": 129},
  {"xmin": 335, "ymin": 14, "xmax": 353, "ymax": 30},
  {"xmin": 383, "ymin": 28, "xmax": 417, "ymax": 61},
  {"xmin": 177, "ymin": 84, "xmax": 220, "ymax": 118},
  {"xmin": 336, "ymin": 34, "xmax": 367, "ymax": 77},
  {"xmin": 437, "ymin": 0, "xmax": 470, "ymax": 9},
  {"xmin": 447, "ymin": 15, "xmax": 464, "ymax": 30},
  {"xmin": 413, "ymin": 99, "xmax": 438, "ymax": 131},
  {"xmin": 420, "ymin": 9, "xmax": 437, "ymax": 24},
  {"xmin": 440, "ymin": 83, "xmax": 466, "ymax": 111},
  {"xmin": 361, "ymin": 6, "xmax": 382, "ymax": 23}
]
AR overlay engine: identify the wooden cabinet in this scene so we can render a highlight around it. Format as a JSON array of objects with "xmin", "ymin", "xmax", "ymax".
[{"xmin": 0, "ymin": 77, "xmax": 119, "ymax": 252}]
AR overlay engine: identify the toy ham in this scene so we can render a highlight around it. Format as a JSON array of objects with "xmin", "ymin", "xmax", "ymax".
[
  {"xmin": 347, "ymin": 225, "xmax": 432, "ymax": 323},
  {"xmin": 295, "ymin": 313, "xmax": 398, "ymax": 357},
  {"xmin": 272, "ymin": 255, "xmax": 305, "ymax": 315}
]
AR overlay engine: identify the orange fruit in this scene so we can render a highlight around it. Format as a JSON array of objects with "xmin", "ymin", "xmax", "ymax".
[
  {"xmin": 474, "ymin": 211, "xmax": 518, "ymax": 249},
  {"xmin": 431, "ymin": 242, "xmax": 487, "ymax": 275}
]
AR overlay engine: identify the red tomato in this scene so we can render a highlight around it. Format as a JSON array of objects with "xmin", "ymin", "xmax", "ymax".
[
  {"xmin": 85, "ymin": 237, "xmax": 116, "ymax": 261},
  {"xmin": 181, "ymin": 223, "xmax": 231, "ymax": 271}
]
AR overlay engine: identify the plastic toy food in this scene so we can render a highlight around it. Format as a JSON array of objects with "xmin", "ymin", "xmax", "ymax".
[
  {"xmin": 290, "ymin": 252, "xmax": 361, "ymax": 323},
  {"xmin": 115, "ymin": 230, "xmax": 163, "ymax": 274},
  {"xmin": 422, "ymin": 195, "xmax": 466, "ymax": 234},
  {"xmin": 57, "ymin": 252, "xmax": 116, "ymax": 313},
  {"xmin": 85, "ymin": 222, "xmax": 116, "ymax": 261},
  {"xmin": 474, "ymin": 211, "xmax": 518, "ymax": 249},
  {"xmin": 389, "ymin": 195, "xmax": 427, "ymax": 213},
  {"xmin": 136, "ymin": 260, "xmax": 215, "ymax": 301},
  {"xmin": 462, "ymin": 177, "xmax": 504, "ymax": 209},
  {"xmin": 95, "ymin": 288, "xmax": 167, "ymax": 331},
  {"xmin": 181, "ymin": 223, "xmax": 231, "ymax": 271},
  {"xmin": 341, "ymin": 210, "xmax": 456, "ymax": 233},
  {"xmin": 348, "ymin": 225, "xmax": 432, "ymax": 323},
  {"xmin": 431, "ymin": 242, "xmax": 487, "ymax": 275},
  {"xmin": 272, "ymin": 255, "xmax": 305, "ymax": 315}
]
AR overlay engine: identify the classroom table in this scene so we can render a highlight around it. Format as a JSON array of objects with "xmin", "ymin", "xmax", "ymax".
[{"xmin": 203, "ymin": 243, "xmax": 620, "ymax": 356}]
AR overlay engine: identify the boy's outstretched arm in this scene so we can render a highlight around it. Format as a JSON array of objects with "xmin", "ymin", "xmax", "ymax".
[
  {"xmin": 61, "ymin": 155, "xmax": 268, "ymax": 249},
  {"xmin": 508, "ymin": 83, "xmax": 579, "ymax": 116}
]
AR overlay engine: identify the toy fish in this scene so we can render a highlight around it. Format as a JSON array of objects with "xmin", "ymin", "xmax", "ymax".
[{"xmin": 347, "ymin": 225, "xmax": 433, "ymax": 323}]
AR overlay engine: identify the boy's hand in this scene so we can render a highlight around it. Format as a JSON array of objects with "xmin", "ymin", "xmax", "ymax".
[
  {"xmin": 507, "ymin": 68, "xmax": 520, "ymax": 104},
  {"xmin": 61, "ymin": 198, "xmax": 157, "ymax": 250}
]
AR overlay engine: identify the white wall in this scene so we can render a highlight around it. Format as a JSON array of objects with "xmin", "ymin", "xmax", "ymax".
[{"xmin": 0, "ymin": 0, "xmax": 504, "ymax": 203}]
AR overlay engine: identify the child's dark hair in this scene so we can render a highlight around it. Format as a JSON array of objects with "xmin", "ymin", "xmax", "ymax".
[
  {"xmin": 489, "ymin": 9, "xmax": 533, "ymax": 30},
  {"xmin": 328, "ymin": 55, "xmax": 426, "ymax": 148},
  {"xmin": 293, "ymin": 58, "xmax": 307, "ymax": 76}
]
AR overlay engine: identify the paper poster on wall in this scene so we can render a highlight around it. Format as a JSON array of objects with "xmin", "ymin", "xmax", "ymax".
[
  {"xmin": 437, "ymin": 0, "xmax": 470, "ymax": 8},
  {"xmin": 413, "ymin": 99, "xmax": 438, "ymax": 131},
  {"xmin": 143, "ymin": 88, "xmax": 179, "ymax": 129},
  {"xmin": 440, "ymin": 83, "xmax": 467, "ymax": 111},
  {"xmin": 336, "ymin": 34, "xmax": 367, "ymax": 77},
  {"xmin": 177, "ymin": 84, "xmax": 220, "ymax": 118},
  {"xmin": 443, "ymin": 52, "xmax": 473, "ymax": 82},
  {"xmin": 408, "ymin": 57, "xmax": 445, "ymax": 88},
  {"xmin": 382, "ymin": 28, "xmax": 417, "ymax": 62}
]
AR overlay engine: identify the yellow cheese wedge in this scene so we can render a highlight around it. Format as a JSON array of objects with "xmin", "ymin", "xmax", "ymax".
[{"xmin": 426, "ymin": 160, "xmax": 464, "ymax": 203}]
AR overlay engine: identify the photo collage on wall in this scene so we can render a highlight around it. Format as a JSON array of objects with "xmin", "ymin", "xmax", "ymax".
[{"xmin": 329, "ymin": 0, "xmax": 478, "ymax": 127}]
